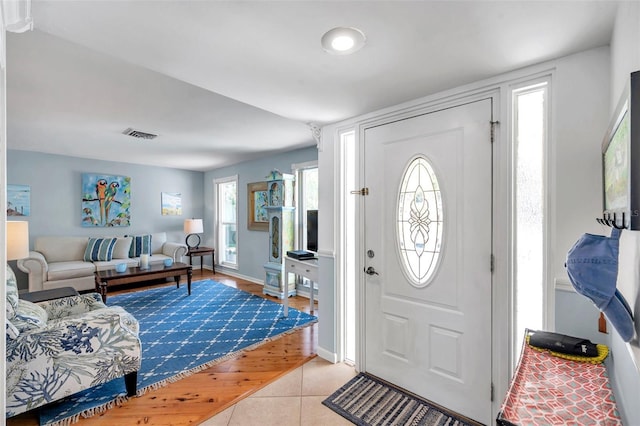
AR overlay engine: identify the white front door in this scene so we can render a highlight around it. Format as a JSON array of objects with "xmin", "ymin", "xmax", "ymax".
[{"xmin": 363, "ymin": 99, "xmax": 493, "ymax": 424}]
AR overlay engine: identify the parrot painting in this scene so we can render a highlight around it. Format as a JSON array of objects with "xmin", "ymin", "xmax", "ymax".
[
  {"xmin": 82, "ymin": 174, "xmax": 131, "ymax": 228},
  {"xmin": 104, "ymin": 181, "xmax": 120, "ymax": 224},
  {"xmin": 95, "ymin": 179, "xmax": 108, "ymax": 224}
]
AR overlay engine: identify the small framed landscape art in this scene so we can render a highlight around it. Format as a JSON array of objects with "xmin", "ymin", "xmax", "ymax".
[
  {"xmin": 248, "ymin": 181, "xmax": 268, "ymax": 231},
  {"xmin": 161, "ymin": 192, "xmax": 182, "ymax": 216},
  {"xmin": 82, "ymin": 173, "xmax": 131, "ymax": 227},
  {"xmin": 7, "ymin": 184, "xmax": 30, "ymax": 217}
]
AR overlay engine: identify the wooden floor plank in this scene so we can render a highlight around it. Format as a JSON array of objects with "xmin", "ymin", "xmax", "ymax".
[{"xmin": 7, "ymin": 270, "xmax": 317, "ymax": 426}]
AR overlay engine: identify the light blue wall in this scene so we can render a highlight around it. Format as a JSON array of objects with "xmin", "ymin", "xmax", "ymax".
[
  {"xmin": 7, "ymin": 147, "xmax": 319, "ymax": 288},
  {"xmin": 203, "ymin": 146, "xmax": 317, "ymax": 281},
  {"xmin": 317, "ymin": 255, "xmax": 335, "ymax": 361},
  {"xmin": 7, "ymin": 149, "xmax": 205, "ymax": 289}
]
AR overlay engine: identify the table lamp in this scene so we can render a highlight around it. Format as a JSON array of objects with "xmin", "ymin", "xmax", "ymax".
[
  {"xmin": 6, "ymin": 220, "xmax": 29, "ymax": 282},
  {"xmin": 184, "ymin": 218, "xmax": 203, "ymax": 249}
]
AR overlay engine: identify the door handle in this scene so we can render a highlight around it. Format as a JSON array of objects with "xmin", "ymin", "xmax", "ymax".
[{"xmin": 365, "ymin": 266, "xmax": 379, "ymax": 276}]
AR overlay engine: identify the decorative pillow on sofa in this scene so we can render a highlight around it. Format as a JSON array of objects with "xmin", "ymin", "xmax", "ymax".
[
  {"xmin": 113, "ymin": 236, "xmax": 133, "ymax": 259},
  {"xmin": 128, "ymin": 234, "xmax": 152, "ymax": 257},
  {"xmin": 83, "ymin": 237, "xmax": 117, "ymax": 262},
  {"xmin": 12, "ymin": 299, "xmax": 48, "ymax": 332}
]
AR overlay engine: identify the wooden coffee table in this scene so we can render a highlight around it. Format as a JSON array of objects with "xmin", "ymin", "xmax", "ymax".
[{"xmin": 94, "ymin": 262, "xmax": 192, "ymax": 302}]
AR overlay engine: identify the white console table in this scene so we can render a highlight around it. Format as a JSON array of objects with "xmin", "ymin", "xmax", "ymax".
[{"xmin": 283, "ymin": 255, "xmax": 318, "ymax": 317}]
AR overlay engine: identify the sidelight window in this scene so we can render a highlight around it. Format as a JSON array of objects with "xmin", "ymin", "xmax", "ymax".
[{"xmin": 513, "ymin": 80, "xmax": 548, "ymax": 362}]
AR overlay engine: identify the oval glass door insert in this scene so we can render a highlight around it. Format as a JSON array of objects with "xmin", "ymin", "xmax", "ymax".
[{"xmin": 397, "ymin": 156, "xmax": 443, "ymax": 287}]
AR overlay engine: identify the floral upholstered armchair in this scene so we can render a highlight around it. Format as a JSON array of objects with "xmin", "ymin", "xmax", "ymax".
[{"xmin": 5, "ymin": 266, "xmax": 141, "ymax": 418}]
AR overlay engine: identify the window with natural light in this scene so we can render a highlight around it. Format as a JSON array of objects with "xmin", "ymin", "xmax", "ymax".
[
  {"xmin": 216, "ymin": 176, "xmax": 238, "ymax": 268},
  {"xmin": 513, "ymin": 81, "xmax": 548, "ymax": 362},
  {"xmin": 293, "ymin": 162, "xmax": 318, "ymax": 296},
  {"xmin": 295, "ymin": 164, "xmax": 318, "ymax": 252},
  {"xmin": 340, "ymin": 130, "xmax": 356, "ymax": 364}
]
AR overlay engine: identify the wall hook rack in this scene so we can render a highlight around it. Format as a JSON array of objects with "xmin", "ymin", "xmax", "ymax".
[{"xmin": 596, "ymin": 211, "xmax": 628, "ymax": 229}]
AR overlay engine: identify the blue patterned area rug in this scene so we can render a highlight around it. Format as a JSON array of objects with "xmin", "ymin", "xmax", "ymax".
[
  {"xmin": 39, "ymin": 279, "xmax": 317, "ymax": 425},
  {"xmin": 323, "ymin": 373, "xmax": 480, "ymax": 426}
]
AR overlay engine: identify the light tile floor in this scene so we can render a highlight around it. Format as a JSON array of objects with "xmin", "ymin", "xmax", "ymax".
[{"xmin": 200, "ymin": 357, "xmax": 357, "ymax": 426}]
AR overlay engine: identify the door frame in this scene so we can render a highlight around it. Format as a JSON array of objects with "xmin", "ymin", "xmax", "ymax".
[{"xmin": 346, "ymin": 88, "xmax": 511, "ymax": 419}]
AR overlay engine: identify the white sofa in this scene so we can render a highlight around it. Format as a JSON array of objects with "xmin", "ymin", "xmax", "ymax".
[{"xmin": 17, "ymin": 232, "xmax": 188, "ymax": 292}]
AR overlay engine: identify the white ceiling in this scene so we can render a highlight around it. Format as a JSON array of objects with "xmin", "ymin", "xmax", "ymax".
[{"xmin": 6, "ymin": 1, "xmax": 619, "ymax": 171}]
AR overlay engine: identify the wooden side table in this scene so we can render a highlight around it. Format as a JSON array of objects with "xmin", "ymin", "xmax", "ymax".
[{"xmin": 187, "ymin": 246, "xmax": 215, "ymax": 273}]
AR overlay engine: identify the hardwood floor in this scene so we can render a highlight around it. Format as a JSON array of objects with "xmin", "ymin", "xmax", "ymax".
[{"xmin": 7, "ymin": 269, "xmax": 318, "ymax": 426}]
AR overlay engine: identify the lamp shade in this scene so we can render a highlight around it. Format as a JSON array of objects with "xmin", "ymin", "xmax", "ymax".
[
  {"xmin": 184, "ymin": 219, "xmax": 203, "ymax": 234},
  {"xmin": 7, "ymin": 221, "xmax": 29, "ymax": 260}
]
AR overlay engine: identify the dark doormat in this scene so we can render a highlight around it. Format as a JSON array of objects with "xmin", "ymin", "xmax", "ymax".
[{"xmin": 322, "ymin": 372, "xmax": 482, "ymax": 426}]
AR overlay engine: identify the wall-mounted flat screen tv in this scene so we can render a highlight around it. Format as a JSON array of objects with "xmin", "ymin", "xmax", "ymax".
[{"xmin": 602, "ymin": 70, "xmax": 640, "ymax": 229}]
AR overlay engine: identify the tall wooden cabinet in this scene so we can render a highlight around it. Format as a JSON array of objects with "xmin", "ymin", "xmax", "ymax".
[{"xmin": 263, "ymin": 171, "xmax": 296, "ymax": 298}]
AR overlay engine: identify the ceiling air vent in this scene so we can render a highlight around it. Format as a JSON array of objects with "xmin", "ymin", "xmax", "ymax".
[{"xmin": 122, "ymin": 128, "xmax": 158, "ymax": 140}]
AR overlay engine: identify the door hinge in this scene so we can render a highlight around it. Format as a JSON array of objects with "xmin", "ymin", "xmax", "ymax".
[
  {"xmin": 350, "ymin": 188, "xmax": 369, "ymax": 196},
  {"xmin": 490, "ymin": 120, "xmax": 500, "ymax": 143},
  {"xmin": 491, "ymin": 382, "xmax": 495, "ymax": 402},
  {"xmin": 490, "ymin": 254, "xmax": 495, "ymax": 273}
]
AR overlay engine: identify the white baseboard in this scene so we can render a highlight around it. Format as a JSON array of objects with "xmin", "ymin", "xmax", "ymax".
[
  {"xmin": 555, "ymin": 277, "xmax": 575, "ymax": 293},
  {"xmin": 294, "ymin": 287, "xmax": 315, "ymax": 300},
  {"xmin": 317, "ymin": 249, "xmax": 335, "ymax": 258},
  {"xmin": 317, "ymin": 346, "xmax": 338, "ymax": 363},
  {"xmin": 212, "ymin": 267, "xmax": 263, "ymax": 285}
]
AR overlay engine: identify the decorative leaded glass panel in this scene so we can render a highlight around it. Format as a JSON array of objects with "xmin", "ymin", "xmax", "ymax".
[{"xmin": 397, "ymin": 156, "xmax": 443, "ymax": 287}]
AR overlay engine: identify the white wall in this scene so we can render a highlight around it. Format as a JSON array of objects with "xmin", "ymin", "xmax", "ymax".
[
  {"xmin": 320, "ymin": 45, "xmax": 613, "ymax": 417},
  {"xmin": 551, "ymin": 48, "xmax": 611, "ymax": 285},
  {"xmin": 604, "ymin": 3, "xmax": 640, "ymax": 424},
  {"xmin": 550, "ymin": 4, "xmax": 640, "ymax": 423},
  {"xmin": 611, "ymin": 2, "xmax": 640, "ymax": 112},
  {"xmin": 551, "ymin": 45, "xmax": 611, "ymax": 344},
  {"xmin": 315, "ymin": 128, "xmax": 338, "ymax": 362}
]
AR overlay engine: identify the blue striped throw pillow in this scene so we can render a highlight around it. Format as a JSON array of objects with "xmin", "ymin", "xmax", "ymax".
[
  {"xmin": 128, "ymin": 234, "xmax": 152, "ymax": 257},
  {"xmin": 83, "ymin": 237, "xmax": 117, "ymax": 262}
]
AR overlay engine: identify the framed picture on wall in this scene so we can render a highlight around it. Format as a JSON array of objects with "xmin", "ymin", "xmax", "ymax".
[
  {"xmin": 81, "ymin": 173, "xmax": 131, "ymax": 227},
  {"xmin": 7, "ymin": 184, "xmax": 30, "ymax": 217},
  {"xmin": 248, "ymin": 181, "xmax": 268, "ymax": 231},
  {"xmin": 161, "ymin": 192, "xmax": 182, "ymax": 216}
]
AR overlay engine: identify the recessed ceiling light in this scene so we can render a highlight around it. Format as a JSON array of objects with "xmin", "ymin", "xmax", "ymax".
[{"xmin": 321, "ymin": 27, "xmax": 366, "ymax": 55}]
